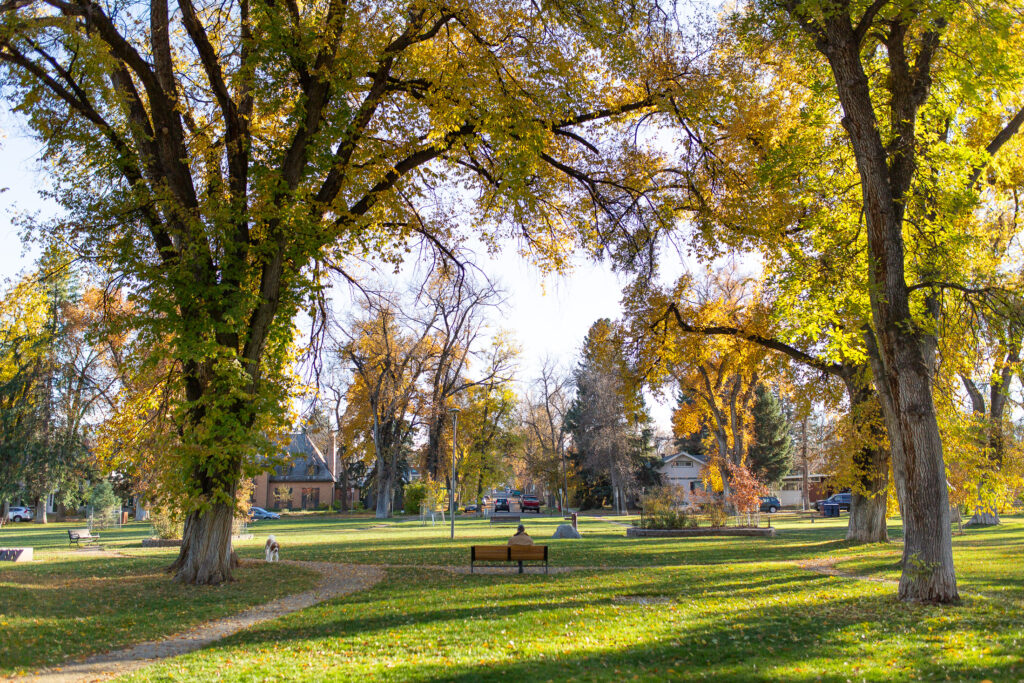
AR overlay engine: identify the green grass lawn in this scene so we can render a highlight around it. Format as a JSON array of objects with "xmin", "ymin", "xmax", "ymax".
[
  {"xmin": 0, "ymin": 520, "xmax": 318, "ymax": 676},
  {"xmin": 231, "ymin": 512, "xmax": 893, "ymax": 569},
  {"xmin": 134, "ymin": 513, "xmax": 1024, "ymax": 681},
  {"xmin": 5, "ymin": 514, "xmax": 1024, "ymax": 681}
]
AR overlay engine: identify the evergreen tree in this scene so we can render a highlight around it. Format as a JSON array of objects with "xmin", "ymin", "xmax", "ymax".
[
  {"xmin": 747, "ymin": 385, "xmax": 794, "ymax": 487},
  {"xmin": 566, "ymin": 319, "xmax": 653, "ymax": 513}
]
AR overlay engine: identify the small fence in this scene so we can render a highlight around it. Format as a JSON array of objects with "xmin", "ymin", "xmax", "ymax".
[
  {"xmin": 88, "ymin": 507, "xmax": 124, "ymax": 532},
  {"xmin": 636, "ymin": 508, "xmax": 771, "ymax": 531}
]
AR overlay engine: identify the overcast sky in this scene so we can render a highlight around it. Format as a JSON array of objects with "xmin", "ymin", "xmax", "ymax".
[{"xmin": 0, "ymin": 114, "xmax": 678, "ymax": 431}]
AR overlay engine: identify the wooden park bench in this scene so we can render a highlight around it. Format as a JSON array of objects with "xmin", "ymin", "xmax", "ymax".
[
  {"xmin": 470, "ymin": 545, "xmax": 548, "ymax": 574},
  {"xmin": 68, "ymin": 529, "xmax": 100, "ymax": 546},
  {"xmin": 489, "ymin": 514, "xmax": 521, "ymax": 524}
]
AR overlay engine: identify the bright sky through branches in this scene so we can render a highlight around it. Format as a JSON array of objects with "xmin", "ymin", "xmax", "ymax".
[{"xmin": 0, "ymin": 119, "xmax": 677, "ymax": 432}]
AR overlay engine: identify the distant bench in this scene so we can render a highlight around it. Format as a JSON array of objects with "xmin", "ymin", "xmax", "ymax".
[
  {"xmin": 470, "ymin": 545, "xmax": 548, "ymax": 574},
  {"xmin": 489, "ymin": 514, "xmax": 521, "ymax": 524},
  {"xmin": 68, "ymin": 529, "xmax": 100, "ymax": 546}
]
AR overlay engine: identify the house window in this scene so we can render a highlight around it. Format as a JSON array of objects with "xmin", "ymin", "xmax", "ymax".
[
  {"xmin": 301, "ymin": 487, "xmax": 320, "ymax": 510},
  {"xmin": 273, "ymin": 487, "xmax": 292, "ymax": 509}
]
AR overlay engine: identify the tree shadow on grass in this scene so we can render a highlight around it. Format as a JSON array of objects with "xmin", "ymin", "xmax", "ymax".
[{"xmin": 167, "ymin": 563, "xmax": 1023, "ymax": 682}]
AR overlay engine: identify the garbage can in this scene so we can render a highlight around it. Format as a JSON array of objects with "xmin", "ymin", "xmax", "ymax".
[{"xmin": 823, "ymin": 503, "xmax": 840, "ymax": 518}]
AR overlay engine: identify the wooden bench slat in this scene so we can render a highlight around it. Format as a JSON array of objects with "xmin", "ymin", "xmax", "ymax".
[
  {"xmin": 509, "ymin": 546, "xmax": 546, "ymax": 561},
  {"xmin": 473, "ymin": 547, "xmax": 510, "ymax": 561}
]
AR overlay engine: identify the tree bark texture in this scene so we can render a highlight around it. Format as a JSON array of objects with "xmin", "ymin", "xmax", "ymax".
[
  {"xmin": 817, "ymin": 15, "xmax": 957, "ymax": 603},
  {"xmin": 169, "ymin": 502, "xmax": 237, "ymax": 585}
]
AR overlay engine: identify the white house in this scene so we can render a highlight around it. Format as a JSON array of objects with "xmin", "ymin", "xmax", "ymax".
[
  {"xmin": 656, "ymin": 451, "xmax": 709, "ymax": 504},
  {"xmin": 658, "ymin": 452, "xmax": 829, "ymax": 509},
  {"xmin": 772, "ymin": 470, "xmax": 829, "ymax": 507}
]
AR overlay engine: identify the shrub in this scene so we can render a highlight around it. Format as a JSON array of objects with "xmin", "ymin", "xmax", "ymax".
[
  {"xmin": 151, "ymin": 507, "xmax": 184, "ymax": 539},
  {"xmin": 702, "ymin": 499, "xmax": 729, "ymax": 527},
  {"xmin": 403, "ymin": 481, "xmax": 427, "ymax": 515},
  {"xmin": 640, "ymin": 487, "xmax": 690, "ymax": 529}
]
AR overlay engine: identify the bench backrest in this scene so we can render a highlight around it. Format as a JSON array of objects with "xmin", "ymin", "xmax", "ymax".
[
  {"xmin": 472, "ymin": 546, "xmax": 510, "ymax": 561},
  {"xmin": 471, "ymin": 545, "xmax": 548, "ymax": 561},
  {"xmin": 509, "ymin": 545, "xmax": 547, "ymax": 561},
  {"xmin": 68, "ymin": 529, "xmax": 92, "ymax": 538}
]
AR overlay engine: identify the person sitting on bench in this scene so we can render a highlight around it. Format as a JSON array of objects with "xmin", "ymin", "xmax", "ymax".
[{"xmin": 508, "ymin": 524, "xmax": 534, "ymax": 546}]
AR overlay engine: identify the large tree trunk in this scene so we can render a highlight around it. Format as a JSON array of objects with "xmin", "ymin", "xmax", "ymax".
[
  {"xmin": 169, "ymin": 502, "xmax": 237, "ymax": 585},
  {"xmin": 33, "ymin": 496, "xmax": 47, "ymax": 524},
  {"xmin": 423, "ymin": 409, "xmax": 445, "ymax": 480},
  {"xmin": 845, "ymin": 384, "xmax": 889, "ymax": 543},
  {"xmin": 168, "ymin": 369, "xmax": 247, "ymax": 585},
  {"xmin": 136, "ymin": 498, "xmax": 150, "ymax": 522},
  {"xmin": 820, "ymin": 21, "xmax": 957, "ymax": 603},
  {"xmin": 848, "ymin": 492, "xmax": 888, "ymax": 543},
  {"xmin": 885, "ymin": 377, "xmax": 956, "ymax": 602},
  {"xmin": 375, "ymin": 455, "xmax": 390, "ymax": 518}
]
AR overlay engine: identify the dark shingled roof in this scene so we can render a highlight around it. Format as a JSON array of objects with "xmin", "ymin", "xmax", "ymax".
[{"xmin": 267, "ymin": 433, "xmax": 334, "ymax": 483}]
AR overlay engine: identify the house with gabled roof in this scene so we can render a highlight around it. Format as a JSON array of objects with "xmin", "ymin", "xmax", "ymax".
[
  {"xmin": 657, "ymin": 449, "xmax": 829, "ymax": 509},
  {"xmin": 656, "ymin": 451, "xmax": 709, "ymax": 503},
  {"xmin": 252, "ymin": 432, "xmax": 338, "ymax": 511}
]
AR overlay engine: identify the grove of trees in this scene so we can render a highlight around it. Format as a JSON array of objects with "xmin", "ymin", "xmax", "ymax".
[{"xmin": 0, "ymin": 0, "xmax": 1021, "ymax": 605}]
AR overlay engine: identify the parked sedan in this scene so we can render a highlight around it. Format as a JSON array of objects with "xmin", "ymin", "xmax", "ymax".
[
  {"xmin": 6, "ymin": 506, "xmax": 33, "ymax": 522},
  {"xmin": 249, "ymin": 507, "xmax": 281, "ymax": 520},
  {"xmin": 759, "ymin": 496, "xmax": 781, "ymax": 513}
]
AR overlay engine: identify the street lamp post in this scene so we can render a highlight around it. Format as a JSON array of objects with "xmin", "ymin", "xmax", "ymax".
[{"xmin": 450, "ymin": 407, "xmax": 460, "ymax": 540}]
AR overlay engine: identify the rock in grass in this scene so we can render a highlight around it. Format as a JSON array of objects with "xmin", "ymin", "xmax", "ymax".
[{"xmin": 552, "ymin": 524, "xmax": 581, "ymax": 539}]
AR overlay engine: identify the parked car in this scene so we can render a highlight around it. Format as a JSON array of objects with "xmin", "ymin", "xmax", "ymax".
[
  {"xmin": 464, "ymin": 504, "xmax": 479, "ymax": 513},
  {"xmin": 759, "ymin": 496, "xmax": 781, "ymax": 513},
  {"xmin": 521, "ymin": 495, "xmax": 541, "ymax": 513},
  {"xmin": 814, "ymin": 492, "xmax": 852, "ymax": 512},
  {"xmin": 494, "ymin": 498, "xmax": 510, "ymax": 512},
  {"xmin": 6, "ymin": 506, "xmax": 33, "ymax": 522},
  {"xmin": 249, "ymin": 506, "xmax": 281, "ymax": 520}
]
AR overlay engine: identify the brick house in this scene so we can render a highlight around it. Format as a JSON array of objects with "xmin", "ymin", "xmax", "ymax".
[{"xmin": 252, "ymin": 433, "xmax": 338, "ymax": 510}]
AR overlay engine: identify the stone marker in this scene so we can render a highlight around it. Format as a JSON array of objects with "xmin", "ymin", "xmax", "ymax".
[
  {"xmin": 0, "ymin": 547, "xmax": 33, "ymax": 562},
  {"xmin": 552, "ymin": 524, "xmax": 581, "ymax": 539}
]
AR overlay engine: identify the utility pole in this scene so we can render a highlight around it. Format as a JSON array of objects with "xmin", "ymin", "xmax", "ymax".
[{"xmin": 450, "ymin": 407, "xmax": 460, "ymax": 540}]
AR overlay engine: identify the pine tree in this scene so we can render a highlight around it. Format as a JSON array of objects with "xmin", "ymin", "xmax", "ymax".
[{"xmin": 747, "ymin": 385, "xmax": 793, "ymax": 488}]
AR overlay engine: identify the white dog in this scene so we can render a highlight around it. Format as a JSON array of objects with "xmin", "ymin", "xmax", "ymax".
[{"xmin": 264, "ymin": 535, "xmax": 280, "ymax": 562}]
